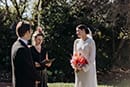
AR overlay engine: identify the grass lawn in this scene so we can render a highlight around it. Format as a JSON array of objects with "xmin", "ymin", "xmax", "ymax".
[{"xmin": 48, "ymin": 83, "xmax": 113, "ymax": 87}]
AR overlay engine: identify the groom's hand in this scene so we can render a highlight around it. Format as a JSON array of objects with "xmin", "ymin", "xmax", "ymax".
[
  {"xmin": 35, "ymin": 80, "xmax": 40, "ymax": 84},
  {"xmin": 35, "ymin": 62, "xmax": 41, "ymax": 67},
  {"xmin": 35, "ymin": 80, "xmax": 40, "ymax": 87}
]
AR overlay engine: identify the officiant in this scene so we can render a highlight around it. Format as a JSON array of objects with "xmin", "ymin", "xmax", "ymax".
[{"xmin": 30, "ymin": 26, "xmax": 52, "ymax": 87}]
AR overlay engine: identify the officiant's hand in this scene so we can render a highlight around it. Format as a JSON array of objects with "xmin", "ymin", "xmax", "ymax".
[
  {"xmin": 45, "ymin": 62, "xmax": 52, "ymax": 67},
  {"xmin": 35, "ymin": 62, "xmax": 41, "ymax": 67}
]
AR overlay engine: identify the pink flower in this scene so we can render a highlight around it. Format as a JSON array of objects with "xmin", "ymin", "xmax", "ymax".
[{"xmin": 37, "ymin": 26, "xmax": 43, "ymax": 33}]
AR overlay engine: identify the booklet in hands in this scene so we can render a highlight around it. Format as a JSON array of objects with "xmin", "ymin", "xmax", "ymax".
[{"xmin": 41, "ymin": 58, "xmax": 55, "ymax": 64}]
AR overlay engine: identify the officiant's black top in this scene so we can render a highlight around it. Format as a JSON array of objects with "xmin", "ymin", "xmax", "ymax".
[{"xmin": 30, "ymin": 46, "xmax": 47, "ymax": 70}]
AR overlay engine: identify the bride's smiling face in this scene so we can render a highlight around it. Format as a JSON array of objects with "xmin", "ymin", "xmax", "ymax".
[{"xmin": 76, "ymin": 28, "xmax": 86, "ymax": 38}]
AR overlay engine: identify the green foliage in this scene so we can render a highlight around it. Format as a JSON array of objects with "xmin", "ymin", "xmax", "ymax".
[
  {"xmin": 39, "ymin": 1, "xmax": 77, "ymax": 82},
  {"xmin": 0, "ymin": 7, "xmax": 17, "ymax": 70},
  {"xmin": 48, "ymin": 83, "xmax": 74, "ymax": 87},
  {"xmin": 0, "ymin": 0, "xmax": 129, "ymax": 83},
  {"xmin": 47, "ymin": 83, "xmax": 114, "ymax": 87},
  {"xmin": 38, "ymin": 0, "xmax": 113, "ymax": 72}
]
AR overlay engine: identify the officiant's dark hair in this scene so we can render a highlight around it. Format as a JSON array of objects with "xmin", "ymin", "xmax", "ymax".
[
  {"xmin": 76, "ymin": 24, "xmax": 89, "ymax": 34},
  {"xmin": 34, "ymin": 33, "xmax": 44, "ymax": 39}
]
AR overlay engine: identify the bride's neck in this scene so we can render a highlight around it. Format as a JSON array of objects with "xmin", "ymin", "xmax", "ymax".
[
  {"xmin": 35, "ymin": 44, "xmax": 41, "ymax": 47},
  {"xmin": 81, "ymin": 35, "xmax": 88, "ymax": 41}
]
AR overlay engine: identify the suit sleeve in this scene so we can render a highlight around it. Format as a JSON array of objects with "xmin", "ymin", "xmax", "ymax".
[{"xmin": 16, "ymin": 48, "xmax": 41, "ymax": 81}]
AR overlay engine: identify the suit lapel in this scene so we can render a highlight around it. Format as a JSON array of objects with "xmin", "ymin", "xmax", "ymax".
[{"xmin": 18, "ymin": 39, "xmax": 33, "ymax": 59}]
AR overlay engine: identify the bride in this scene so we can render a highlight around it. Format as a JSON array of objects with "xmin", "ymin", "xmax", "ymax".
[{"xmin": 71, "ymin": 24, "xmax": 98, "ymax": 87}]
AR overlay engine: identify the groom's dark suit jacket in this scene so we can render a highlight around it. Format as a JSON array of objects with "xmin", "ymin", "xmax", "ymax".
[{"xmin": 11, "ymin": 39, "xmax": 41, "ymax": 87}]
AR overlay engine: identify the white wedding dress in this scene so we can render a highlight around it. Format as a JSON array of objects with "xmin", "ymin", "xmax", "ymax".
[{"xmin": 72, "ymin": 37, "xmax": 97, "ymax": 87}]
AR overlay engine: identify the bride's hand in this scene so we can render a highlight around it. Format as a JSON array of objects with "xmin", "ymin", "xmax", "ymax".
[
  {"xmin": 74, "ymin": 66, "xmax": 82, "ymax": 72},
  {"xmin": 74, "ymin": 68, "xmax": 79, "ymax": 72}
]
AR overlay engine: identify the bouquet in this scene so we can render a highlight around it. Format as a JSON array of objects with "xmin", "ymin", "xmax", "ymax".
[{"xmin": 70, "ymin": 53, "xmax": 88, "ymax": 72}]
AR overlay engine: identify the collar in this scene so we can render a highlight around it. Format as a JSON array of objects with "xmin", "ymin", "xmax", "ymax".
[{"xmin": 18, "ymin": 37, "xmax": 28, "ymax": 45}]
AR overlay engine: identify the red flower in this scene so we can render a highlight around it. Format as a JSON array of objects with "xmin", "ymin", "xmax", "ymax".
[{"xmin": 71, "ymin": 53, "xmax": 88, "ymax": 68}]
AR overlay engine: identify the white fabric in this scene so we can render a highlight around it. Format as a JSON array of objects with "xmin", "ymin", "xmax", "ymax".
[
  {"xmin": 72, "ymin": 37, "xmax": 98, "ymax": 87},
  {"xmin": 87, "ymin": 27, "xmax": 93, "ymax": 39},
  {"xmin": 18, "ymin": 37, "xmax": 28, "ymax": 45}
]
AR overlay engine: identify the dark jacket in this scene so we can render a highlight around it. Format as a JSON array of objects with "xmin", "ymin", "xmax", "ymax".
[
  {"xmin": 11, "ymin": 39, "xmax": 41, "ymax": 87},
  {"xmin": 30, "ymin": 46, "xmax": 48, "ymax": 87},
  {"xmin": 30, "ymin": 46, "xmax": 47, "ymax": 70}
]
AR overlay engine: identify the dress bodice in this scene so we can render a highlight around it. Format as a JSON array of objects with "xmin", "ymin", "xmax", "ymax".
[{"xmin": 74, "ymin": 38, "xmax": 92, "ymax": 60}]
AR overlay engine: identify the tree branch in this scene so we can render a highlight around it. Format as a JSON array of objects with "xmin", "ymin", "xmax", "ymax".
[{"xmin": 10, "ymin": 0, "xmax": 22, "ymax": 19}]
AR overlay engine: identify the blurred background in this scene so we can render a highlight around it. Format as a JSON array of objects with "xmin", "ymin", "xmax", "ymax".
[{"xmin": 0, "ymin": 0, "xmax": 130, "ymax": 86}]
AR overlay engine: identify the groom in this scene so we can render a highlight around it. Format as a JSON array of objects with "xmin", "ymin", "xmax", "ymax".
[{"xmin": 11, "ymin": 21, "xmax": 41, "ymax": 87}]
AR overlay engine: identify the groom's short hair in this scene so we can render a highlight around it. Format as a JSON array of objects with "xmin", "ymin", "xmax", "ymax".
[{"xmin": 16, "ymin": 21, "xmax": 31, "ymax": 37}]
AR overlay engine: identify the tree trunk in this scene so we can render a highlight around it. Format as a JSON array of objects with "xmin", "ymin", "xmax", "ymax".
[
  {"xmin": 111, "ymin": 0, "xmax": 130, "ymax": 68},
  {"xmin": 125, "ymin": 2, "xmax": 130, "ymax": 68},
  {"xmin": 117, "ymin": 0, "xmax": 130, "ymax": 68}
]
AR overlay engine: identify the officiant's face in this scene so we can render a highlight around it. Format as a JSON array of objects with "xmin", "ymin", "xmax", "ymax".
[{"xmin": 35, "ymin": 35, "xmax": 43, "ymax": 45}]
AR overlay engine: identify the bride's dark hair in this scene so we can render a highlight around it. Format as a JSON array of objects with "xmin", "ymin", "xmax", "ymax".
[{"xmin": 76, "ymin": 24, "xmax": 90, "ymax": 34}]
